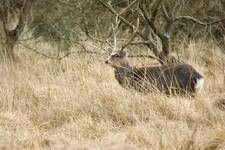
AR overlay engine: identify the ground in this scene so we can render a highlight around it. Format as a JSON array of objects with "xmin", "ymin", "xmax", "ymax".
[{"xmin": 0, "ymin": 40, "xmax": 225, "ymax": 150}]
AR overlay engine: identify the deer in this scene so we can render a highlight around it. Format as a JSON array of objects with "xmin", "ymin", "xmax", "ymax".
[
  {"xmin": 104, "ymin": 22, "xmax": 204, "ymax": 95},
  {"xmin": 105, "ymin": 48, "xmax": 204, "ymax": 95}
]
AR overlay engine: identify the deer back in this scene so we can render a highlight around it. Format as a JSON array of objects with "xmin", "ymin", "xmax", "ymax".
[{"xmin": 129, "ymin": 63, "xmax": 202, "ymax": 94}]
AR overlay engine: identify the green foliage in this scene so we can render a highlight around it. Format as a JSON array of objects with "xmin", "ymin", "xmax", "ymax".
[
  {"xmin": 28, "ymin": 0, "xmax": 79, "ymax": 52},
  {"xmin": 1, "ymin": 0, "xmax": 225, "ymax": 53},
  {"xmin": 30, "ymin": 15, "xmax": 75, "ymax": 51}
]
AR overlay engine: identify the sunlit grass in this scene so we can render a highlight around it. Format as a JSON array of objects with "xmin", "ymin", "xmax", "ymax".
[{"xmin": 0, "ymin": 40, "xmax": 225, "ymax": 149}]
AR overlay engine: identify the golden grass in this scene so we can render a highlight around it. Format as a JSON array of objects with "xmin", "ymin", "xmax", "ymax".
[{"xmin": 0, "ymin": 40, "xmax": 225, "ymax": 149}]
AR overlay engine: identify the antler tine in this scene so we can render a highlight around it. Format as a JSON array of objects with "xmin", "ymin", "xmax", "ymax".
[
  {"xmin": 106, "ymin": 39, "xmax": 113, "ymax": 48},
  {"xmin": 121, "ymin": 18, "xmax": 140, "ymax": 51},
  {"xmin": 111, "ymin": 15, "xmax": 121, "ymax": 51},
  {"xmin": 111, "ymin": 23, "xmax": 117, "ymax": 51}
]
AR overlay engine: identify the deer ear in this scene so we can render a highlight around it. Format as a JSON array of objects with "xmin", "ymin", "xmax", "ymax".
[
  {"xmin": 108, "ymin": 48, "xmax": 113, "ymax": 55},
  {"xmin": 120, "ymin": 48, "xmax": 127, "ymax": 55}
]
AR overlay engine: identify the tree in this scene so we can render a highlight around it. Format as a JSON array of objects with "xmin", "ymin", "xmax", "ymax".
[
  {"xmin": 87, "ymin": 0, "xmax": 225, "ymax": 64},
  {"xmin": 0, "ymin": 0, "xmax": 34, "ymax": 61},
  {"xmin": 0, "ymin": 0, "xmax": 82, "ymax": 61}
]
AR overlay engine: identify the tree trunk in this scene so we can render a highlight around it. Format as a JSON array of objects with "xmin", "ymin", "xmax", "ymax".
[
  {"xmin": 0, "ymin": 0, "xmax": 33, "ymax": 62},
  {"xmin": 2, "ymin": 36, "xmax": 16, "ymax": 61}
]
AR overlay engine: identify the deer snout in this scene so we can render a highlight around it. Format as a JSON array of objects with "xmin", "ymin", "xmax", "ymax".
[{"xmin": 105, "ymin": 60, "xmax": 109, "ymax": 64}]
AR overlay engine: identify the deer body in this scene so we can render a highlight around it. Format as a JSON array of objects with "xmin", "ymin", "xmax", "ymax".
[{"xmin": 105, "ymin": 49, "xmax": 204, "ymax": 95}]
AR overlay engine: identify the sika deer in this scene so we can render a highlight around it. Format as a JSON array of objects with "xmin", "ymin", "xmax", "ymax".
[{"xmin": 105, "ymin": 49, "xmax": 204, "ymax": 95}]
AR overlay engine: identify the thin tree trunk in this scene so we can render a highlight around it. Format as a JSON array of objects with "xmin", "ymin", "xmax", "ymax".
[
  {"xmin": 3, "ymin": 37, "xmax": 16, "ymax": 61},
  {"xmin": 0, "ymin": 0, "xmax": 33, "ymax": 61}
]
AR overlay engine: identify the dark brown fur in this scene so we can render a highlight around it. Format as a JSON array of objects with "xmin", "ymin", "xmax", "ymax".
[{"xmin": 114, "ymin": 63, "xmax": 203, "ymax": 95}]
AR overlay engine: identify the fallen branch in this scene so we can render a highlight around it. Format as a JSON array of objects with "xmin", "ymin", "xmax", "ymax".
[
  {"xmin": 174, "ymin": 16, "xmax": 225, "ymax": 26},
  {"xmin": 19, "ymin": 43, "xmax": 104, "ymax": 60},
  {"xmin": 19, "ymin": 42, "xmax": 161, "ymax": 61}
]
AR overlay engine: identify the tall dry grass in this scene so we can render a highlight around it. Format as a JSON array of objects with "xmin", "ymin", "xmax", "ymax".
[{"xmin": 0, "ymin": 40, "xmax": 225, "ymax": 150}]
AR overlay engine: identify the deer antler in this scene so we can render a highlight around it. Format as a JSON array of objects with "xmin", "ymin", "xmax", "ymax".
[
  {"xmin": 121, "ymin": 18, "xmax": 140, "ymax": 51},
  {"xmin": 97, "ymin": 0, "xmax": 165, "ymax": 64},
  {"xmin": 111, "ymin": 16, "xmax": 140, "ymax": 53},
  {"xmin": 111, "ymin": 16, "xmax": 120, "ymax": 51}
]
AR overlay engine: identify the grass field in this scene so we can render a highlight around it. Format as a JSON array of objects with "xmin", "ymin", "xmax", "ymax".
[{"xmin": 0, "ymin": 40, "xmax": 225, "ymax": 150}]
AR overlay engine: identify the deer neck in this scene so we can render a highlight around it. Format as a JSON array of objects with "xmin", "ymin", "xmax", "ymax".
[
  {"xmin": 114, "ymin": 62, "xmax": 132, "ymax": 86},
  {"xmin": 115, "ymin": 61, "xmax": 131, "ymax": 73}
]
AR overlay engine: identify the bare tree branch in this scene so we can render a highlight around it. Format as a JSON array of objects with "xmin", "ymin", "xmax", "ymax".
[
  {"xmin": 128, "ymin": 54, "xmax": 164, "ymax": 63},
  {"xmin": 19, "ymin": 43, "xmax": 104, "ymax": 60},
  {"xmin": 139, "ymin": 1, "xmax": 169, "ymax": 59},
  {"xmin": 174, "ymin": 16, "xmax": 225, "ymax": 26},
  {"xmin": 162, "ymin": 2, "xmax": 225, "ymax": 33},
  {"xmin": 121, "ymin": 18, "xmax": 139, "ymax": 51},
  {"xmin": 162, "ymin": 4, "xmax": 174, "ymax": 36},
  {"xmin": 162, "ymin": 3, "xmax": 169, "ymax": 20},
  {"xmin": 83, "ymin": 14, "xmax": 115, "ymax": 49},
  {"xmin": 150, "ymin": 0, "xmax": 162, "ymax": 22},
  {"xmin": 118, "ymin": 0, "xmax": 138, "ymax": 16}
]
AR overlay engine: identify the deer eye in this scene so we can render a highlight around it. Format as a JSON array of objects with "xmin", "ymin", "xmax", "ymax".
[{"xmin": 114, "ymin": 54, "xmax": 120, "ymax": 57}]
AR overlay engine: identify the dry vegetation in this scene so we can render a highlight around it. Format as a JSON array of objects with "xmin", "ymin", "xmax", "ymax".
[{"xmin": 0, "ymin": 40, "xmax": 225, "ymax": 150}]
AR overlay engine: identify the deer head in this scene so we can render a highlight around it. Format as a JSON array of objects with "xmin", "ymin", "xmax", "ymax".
[
  {"xmin": 105, "ymin": 17, "xmax": 139, "ymax": 68},
  {"xmin": 105, "ymin": 48, "xmax": 128, "ymax": 68}
]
